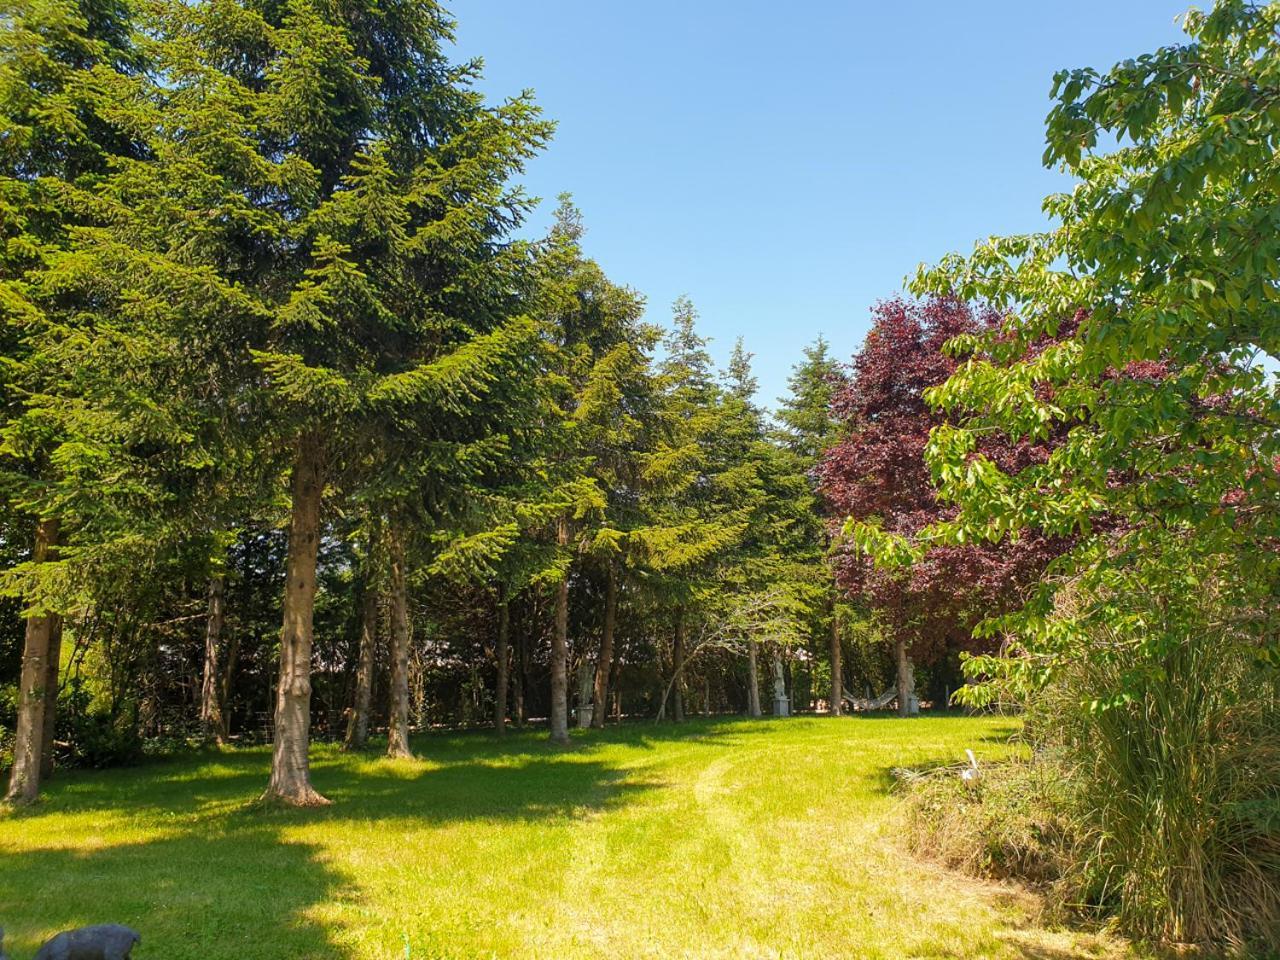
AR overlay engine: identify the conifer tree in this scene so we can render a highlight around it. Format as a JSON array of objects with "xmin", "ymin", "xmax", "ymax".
[
  {"xmin": 532, "ymin": 197, "xmax": 655, "ymax": 743},
  {"xmin": 0, "ymin": 0, "xmax": 140, "ymax": 804},
  {"xmin": 10, "ymin": 0, "xmax": 551, "ymax": 802},
  {"xmin": 635, "ymin": 302, "xmax": 762, "ymax": 720},
  {"xmin": 775, "ymin": 337, "xmax": 849, "ymax": 714}
]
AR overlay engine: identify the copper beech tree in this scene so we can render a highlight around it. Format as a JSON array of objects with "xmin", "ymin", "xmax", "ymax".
[{"xmin": 818, "ymin": 296, "xmax": 1063, "ymax": 714}]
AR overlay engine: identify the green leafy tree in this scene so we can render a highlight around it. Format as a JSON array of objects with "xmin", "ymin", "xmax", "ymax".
[
  {"xmin": 531, "ymin": 197, "xmax": 655, "ymax": 743},
  {"xmin": 858, "ymin": 2, "xmax": 1280, "ymax": 943}
]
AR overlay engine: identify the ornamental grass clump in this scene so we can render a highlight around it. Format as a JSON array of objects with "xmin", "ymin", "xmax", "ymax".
[{"xmin": 1040, "ymin": 593, "xmax": 1280, "ymax": 953}]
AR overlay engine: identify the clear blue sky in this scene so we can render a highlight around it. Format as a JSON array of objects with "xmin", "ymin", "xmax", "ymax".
[{"xmin": 451, "ymin": 2, "xmax": 1190, "ymax": 407}]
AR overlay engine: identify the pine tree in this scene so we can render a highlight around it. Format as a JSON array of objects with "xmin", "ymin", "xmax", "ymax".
[{"xmin": 636, "ymin": 301, "xmax": 769, "ymax": 721}]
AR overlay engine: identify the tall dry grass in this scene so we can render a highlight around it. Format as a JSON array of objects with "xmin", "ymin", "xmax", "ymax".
[{"xmin": 1042, "ymin": 628, "xmax": 1280, "ymax": 951}]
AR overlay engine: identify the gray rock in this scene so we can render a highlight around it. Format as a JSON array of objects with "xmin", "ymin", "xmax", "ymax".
[{"xmin": 33, "ymin": 925, "xmax": 140, "ymax": 960}]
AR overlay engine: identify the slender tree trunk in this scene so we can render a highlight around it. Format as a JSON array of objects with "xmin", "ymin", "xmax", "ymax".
[
  {"xmin": 200, "ymin": 574, "xmax": 227, "ymax": 743},
  {"xmin": 386, "ymin": 525, "xmax": 413, "ymax": 759},
  {"xmin": 220, "ymin": 632, "xmax": 239, "ymax": 741},
  {"xmin": 344, "ymin": 580, "xmax": 378, "ymax": 751},
  {"xmin": 895, "ymin": 637, "xmax": 915, "ymax": 718},
  {"xmin": 494, "ymin": 585, "xmax": 509, "ymax": 735},
  {"xmin": 39, "ymin": 614, "xmax": 63, "ymax": 781},
  {"xmin": 746, "ymin": 640, "xmax": 762, "ymax": 718},
  {"xmin": 513, "ymin": 622, "xmax": 526, "ymax": 729},
  {"xmin": 6, "ymin": 518, "xmax": 60, "ymax": 805},
  {"xmin": 548, "ymin": 518, "xmax": 571, "ymax": 745},
  {"xmin": 262, "ymin": 435, "xmax": 328, "ymax": 806},
  {"xmin": 829, "ymin": 604, "xmax": 843, "ymax": 717},
  {"xmin": 591, "ymin": 566, "xmax": 616, "ymax": 729},
  {"xmin": 703, "ymin": 675, "xmax": 711, "ymax": 717},
  {"xmin": 672, "ymin": 612, "xmax": 686, "ymax": 723},
  {"xmin": 576, "ymin": 650, "xmax": 593, "ymax": 728}
]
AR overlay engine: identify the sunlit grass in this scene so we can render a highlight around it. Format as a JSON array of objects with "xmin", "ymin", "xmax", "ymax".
[{"xmin": 1, "ymin": 715, "xmax": 1126, "ymax": 959}]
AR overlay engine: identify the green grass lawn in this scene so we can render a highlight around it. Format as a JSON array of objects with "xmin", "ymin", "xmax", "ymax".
[{"xmin": 1, "ymin": 715, "xmax": 1124, "ymax": 960}]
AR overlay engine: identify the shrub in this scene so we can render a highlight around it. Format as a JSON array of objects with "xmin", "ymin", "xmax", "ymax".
[
  {"xmin": 901, "ymin": 755, "xmax": 1074, "ymax": 888},
  {"xmin": 52, "ymin": 678, "xmax": 144, "ymax": 770},
  {"xmin": 905, "ymin": 563, "xmax": 1280, "ymax": 955}
]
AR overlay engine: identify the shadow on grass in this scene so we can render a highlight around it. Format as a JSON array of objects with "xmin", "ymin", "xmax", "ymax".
[
  {"xmin": 0, "ymin": 733, "xmax": 666, "ymax": 960},
  {"xmin": 0, "ymin": 827, "xmax": 346, "ymax": 960}
]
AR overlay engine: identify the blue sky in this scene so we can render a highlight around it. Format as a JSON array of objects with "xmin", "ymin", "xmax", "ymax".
[{"xmin": 451, "ymin": 2, "xmax": 1190, "ymax": 406}]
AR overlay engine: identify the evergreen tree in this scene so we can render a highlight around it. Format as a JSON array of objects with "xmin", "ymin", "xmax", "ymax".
[
  {"xmin": 532, "ymin": 197, "xmax": 655, "ymax": 743},
  {"xmin": 775, "ymin": 336, "xmax": 850, "ymax": 714},
  {"xmin": 0, "ymin": 0, "xmax": 140, "ymax": 804},
  {"xmin": 9, "ymin": 0, "xmax": 550, "ymax": 802}
]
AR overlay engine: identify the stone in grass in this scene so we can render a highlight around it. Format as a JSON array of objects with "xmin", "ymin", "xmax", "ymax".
[{"xmin": 33, "ymin": 925, "xmax": 141, "ymax": 960}]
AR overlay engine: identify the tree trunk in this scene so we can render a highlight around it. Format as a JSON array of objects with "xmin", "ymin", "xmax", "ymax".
[
  {"xmin": 829, "ymin": 604, "xmax": 843, "ymax": 717},
  {"xmin": 6, "ymin": 518, "xmax": 60, "ymax": 805},
  {"xmin": 513, "ymin": 621, "xmax": 526, "ymax": 729},
  {"xmin": 39, "ymin": 614, "xmax": 63, "ymax": 781},
  {"xmin": 672, "ymin": 613, "xmax": 686, "ymax": 723},
  {"xmin": 262, "ymin": 435, "xmax": 329, "ymax": 806},
  {"xmin": 549, "ymin": 564, "xmax": 570, "ymax": 745},
  {"xmin": 220, "ymin": 632, "xmax": 239, "ymax": 741},
  {"xmin": 344, "ymin": 578, "xmax": 378, "ymax": 751},
  {"xmin": 576, "ymin": 650, "xmax": 593, "ymax": 728},
  {"xmin": 548, "ymin": 517, "xmax": 571, "ymax": 745},
  {"xmin": 590, "ymin": 565, "xmax": 616, "ymax": 729},
  {"xmin": 746, "ymin": 640, "xmax": 762, "ymax": 718},
  {"xmin": 895, "ymin": 637, "xmax": 915, "ymax": 718},
  {"xmin": 494, "ymin": 586, "xmax": 509, "ymax": 735},
  {"xmin": 200, "ymin": 574, "xmax": 227, "ymax": 743},
  {"xmin": 386, "ymin": 525, "xmax": 413, "ymax": 759}
]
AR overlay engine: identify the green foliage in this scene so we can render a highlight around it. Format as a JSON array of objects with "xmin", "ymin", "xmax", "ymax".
[{"xmin": 847, "ymin": 3, "xmax": 1280, "ymax": 947}]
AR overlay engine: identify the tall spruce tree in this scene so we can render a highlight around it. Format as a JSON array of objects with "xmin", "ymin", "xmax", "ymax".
[
  {"xmin": 775, "ymin": 337, "xmax": 849, "ymax": 714},
  {"xmin": 0, "ymin": 0, "xmax": 140, "ymax": 804},
  {"xmin": 533, "ymin": 197, "xmax": 655, "ymax": 743},
  {"xmin": 10, "ymin": 0, "xmax": 551, "ymax": 802}
]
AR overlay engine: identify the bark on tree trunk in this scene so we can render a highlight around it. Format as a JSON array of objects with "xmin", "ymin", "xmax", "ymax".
[
  {"xmin": 200, "ymin": 574, "xmax": 227, "ymax": 743},
  {"xmin": 895, "ymin": 637, "xmax": 915, "ymax": 718},
  {"xmin": 343, "ymin": 578, "xmax": 378, "ymax": 751},
  {"xmin": 6, "ymin": 518, "xmax": 60, "ymax": 805},
  {"xmin": 513, "ymin": 623, "xmax": 526, "ymax": 729},
  {"xmin": 220, "ymin": 632, "xmax": 239, "ymax": 741},
  {"xmin": 262, "ymin": 435, "xmax": 329, "ymax": 806},
  {"xmin": 591, "ymin": 565, "xmax": 616, "ymax": 729},
  {"xmin": 548, "ymin": 519, "xmax": 571, "ymax": 745},
  {"xmin": 494, "ymin": 585, "xmax": 509, "ymax": 735},
  {"xmin": 386, "ymin": 526, "xmax": 413, "ymax": 759},
  {"xmin": 576, "ymin": 649, "xmax": 593, "ymax": 728},
  {"xmin": 549, "ymin": 568, "xmax": 570, "ymax": 744},
  {"xmin": 746, "ymin": 640, "xmax": 762, "ymax": 718},
  {"xmin": 672, "ymin": 613, "xmax": 686, "ymax": 724},
  {"xmin": 39, "ymin": 613, "xmax": 63, "ymax": 781},
  {"xmin": 829, "ymin": 603, "xmax": 843, "ymax": 717}
]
